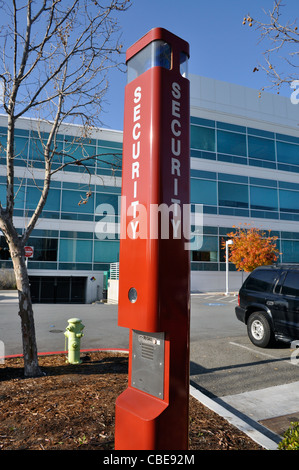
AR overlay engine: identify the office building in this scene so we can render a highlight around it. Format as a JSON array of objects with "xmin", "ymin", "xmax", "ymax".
[{"xmin": 0, "ymin": 74, "xmax": 298, "ymax": 301}]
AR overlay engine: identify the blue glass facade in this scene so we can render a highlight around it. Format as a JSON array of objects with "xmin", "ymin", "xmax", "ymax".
[
  {"xmin": 190, "ymin": 116, "xmax": 299, "ymax": 270},
  {"xmin": 0, "ymin": 125, "xmax": 122, "ymax": 273},
  {"xmin": 191, "ymin": 116, "xmax": 299, "ymax": 170},
  {"xmin": 0, "ymin": 112, "xmax": 299, "ymax": 276}
]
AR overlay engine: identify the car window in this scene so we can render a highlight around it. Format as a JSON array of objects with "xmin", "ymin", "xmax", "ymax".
[
  {"xmin": 274, "ymin": 271, "xmax": 286, "ymax": 294},
  {"xmin": 281, "ymin": 271, "xmax": 299, "ymax": 297},
  {"xmin": 245, "ymin": 269, "xmax": 277, "ymax": 292}
]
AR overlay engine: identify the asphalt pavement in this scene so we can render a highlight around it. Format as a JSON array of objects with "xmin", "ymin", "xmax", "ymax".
[{"xmin": 1, "ymin": 290, "xmax": 299, "ymax": 450}]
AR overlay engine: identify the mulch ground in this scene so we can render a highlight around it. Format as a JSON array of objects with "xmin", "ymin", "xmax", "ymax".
[{"xmin": 0, "ymin": 351, "xmax": 264, "ymax": 451}]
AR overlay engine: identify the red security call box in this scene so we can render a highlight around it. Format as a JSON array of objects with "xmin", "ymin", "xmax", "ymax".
[{"xmin": 115, "ymin": 28, "xmax": 190, "ymax": 450}]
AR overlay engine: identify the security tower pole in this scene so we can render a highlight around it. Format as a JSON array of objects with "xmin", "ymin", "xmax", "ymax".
[{"xmin": 115, "ymin": 28, "xmax": 190, "ymax": 450}]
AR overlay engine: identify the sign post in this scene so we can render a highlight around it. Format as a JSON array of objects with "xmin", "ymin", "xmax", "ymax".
[
  {"xmin": 115, "ymin": 28, "xmax": 190, "ymax": 450},
  {"xmin": 24, "ymin": 246, "xmax": 34, "ymax": 267},
  {"xmin": 25, "ymin": 246, "xmax": 34, "ymax": 258}
]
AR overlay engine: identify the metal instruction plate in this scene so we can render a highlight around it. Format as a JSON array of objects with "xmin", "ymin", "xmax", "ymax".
[{"xmin": 131, "ymin": 330, "xmax": 165, "ymax": 399}]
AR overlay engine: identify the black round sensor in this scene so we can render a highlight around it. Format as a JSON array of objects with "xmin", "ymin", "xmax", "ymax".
[{"xmin": 128, "ymin": 287, "xmax": 137, "ymax": 303}]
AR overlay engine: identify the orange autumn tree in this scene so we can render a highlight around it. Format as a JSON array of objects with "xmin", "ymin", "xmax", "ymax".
[{"xmin": 223, "ymin": 225, "xmax": 280, "ymax": 272}]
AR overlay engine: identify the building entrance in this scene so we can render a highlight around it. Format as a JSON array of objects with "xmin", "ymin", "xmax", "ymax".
[{"xmin": 29, "ymin": 276, "xmax": 86, "ymax": 303}]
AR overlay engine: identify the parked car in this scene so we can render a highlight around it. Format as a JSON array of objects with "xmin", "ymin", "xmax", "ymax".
[{"xmin": 236, "ymin": 264, "xmax": 299, "ymax": 348}]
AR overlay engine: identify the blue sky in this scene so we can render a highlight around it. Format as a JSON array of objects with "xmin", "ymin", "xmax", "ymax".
[{"xmin": 102, "ymin": 0, "xmax": 298, "ymax": 131}]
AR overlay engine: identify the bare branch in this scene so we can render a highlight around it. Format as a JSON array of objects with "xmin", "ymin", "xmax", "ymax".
[{"xmin": 243, "ymin": 0, "xmax": 299, "ymax": 92}]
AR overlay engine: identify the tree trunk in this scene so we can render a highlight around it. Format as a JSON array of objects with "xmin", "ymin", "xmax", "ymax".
[{"xmin": 10, "ymin": 241, "xmax": 42, "ymax": 377}]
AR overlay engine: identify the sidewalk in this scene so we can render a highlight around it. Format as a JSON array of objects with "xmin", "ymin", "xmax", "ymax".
[{"xmin": 0, "ymin": 290, "xmax": 18, "ymax": 303}]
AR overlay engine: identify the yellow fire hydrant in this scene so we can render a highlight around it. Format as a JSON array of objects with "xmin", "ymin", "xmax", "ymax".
[{"xmin": 64, "ymin": 318, "xmax": 85, "ymax": 364}]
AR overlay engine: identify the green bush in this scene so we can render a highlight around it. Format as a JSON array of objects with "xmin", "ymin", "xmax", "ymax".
[{"xmin": 278, "ymin": 422, "xmax": 299, "ymax": 450}]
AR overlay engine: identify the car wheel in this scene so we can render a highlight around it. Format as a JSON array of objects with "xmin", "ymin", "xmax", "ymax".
[{"xmin": 247, "ymin": 311, "xmax": 274, "ymax": 348}]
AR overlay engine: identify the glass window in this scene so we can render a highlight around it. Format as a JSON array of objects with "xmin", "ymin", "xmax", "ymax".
[
  {"xmin": 59, "ymin": 239, "xmax": 92, "ymax": 263},
  {"xmin": 97, "ymin": 146, "xmax": 122, "ymax": 174},
  {"xmin": 250, "ymin": 177, "xmax": 277, "ymax": 188},
  {"xmin": 280, "ymin": 181, "xmax": 299, "ymax": 191},
  {"xmin": 219, "ymin": 173, "xmax": 247, "ymax": 184},
  {"xmin": 127, "ymin": 40, "xmax": 171, "ymax": 82},
  {"xmin": 248, "ymin": 136, "xmax": 275, "ymax": 161},
  {"xmin": 281, "ymin": 241, "xmax": 299, "ymax": 263},
  {"xmin": 64, "ymin": 140, "xmax": 95, "ymax": 167},
  {"xmin": 0, "ymin": 134, "xmax": 6, "ymax": 164},
  {"xmin": 26, "ymin": 187, "xmax": 60, "ymax": 212},
  {"xmin": 277, "ymin": 134, "xmax": 299, "ymax": 145},
  {"xmin": 14, "ymin": 136, "xmax": 29, "ymax": 160},
  {"xmin": 248, "ymin": 128, "xmax": 274, "ymax": 139},
  {"xmin": 51, "ymin": 140, "xmax": 64, "ymax": 164},
  {"xmin": 279, "ymin": 189, "xmax": 299, "ymax": 213},
  {"xmin": 27, "ymin": 238, "xmax": 58, "ymax": 261},
  {"xmin": 29, "ymin": 138, "xmax": 46, "ymax": 161},
  {"xmin": 60, "ymin": 231, "xmax": 93, "ymax": 239},
  {"xmin": 0, "ymin": 184, "xmax": 5, "ymax": 207},
  {"xmin": 180, "ymin": 52, "xmax": 188, "ymax": 77},
  {"xmin": 191, "ymin": 179, "xmax": 217, "ymax": 205},
  {"xmin": 191, "ymin": 117, "xmax": 215, "ymax": 128},
  {"xmin": 281, "ymin": 271, "xmax": 299, "ymax": 296},
  {"xmin": 250, "ymin": 186, "xmax": 278, "ymax": 211},
  {"xmin": 94, "ymin": 240, "xmax": 119, "ymax": 263},
  {"xmin": 245, "ymin": 269, "xmax": 277, "ymax": 292},
  {"xmin": 61, "ymin": 190, "xmax": 94, "ymax": 214},
  {"xmin": 96, "ymin": 193, "xmax": 119, "ymax": 215},
  {"xmin": 217, "ymin": 130, "xmax": 246, "ymax": 156},
  {"xmin": 191, "ymin": 126, "xmax": 215, "ymax": 152},
  {"xmin": 192, "ymin": 235, "xmax": 218, "ymax": 262},
  {"xmin": 0, "ymin": 235, "xmax": 10, "ymax": 260},
  {"xmin": 217, "ymin": 122, "xmax": 246, "ymax": 133},
  {"xmin": 277, "ymin": 141, "xmax": 299, "ymax": 165},
  {"xmin": 13, "ymin": 184, "xmax": 25, "ymax": 210},
  {"xmin": 218, "ymin": 182, "xmax": 248, "ymax": 208}
]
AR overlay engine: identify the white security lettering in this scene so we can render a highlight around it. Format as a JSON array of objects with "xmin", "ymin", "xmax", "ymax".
[
  {"xmin": 134, "ymin": 103, "xmax": 141, "ymax": 121},
  {"xmin": 130, "ymin": 220, "xmax": 139, "ymax": 239},
  {"xmin": 170, "ymin": 82, "xmax": 182, "ymax": 234},
  {"xmin": 172, "ymin": 82, "xmax": 181, "ymax": 99},
  {"xmin": 171, "ymin": 137, "xmax": 181, "ymax": 156},
  {"xmin": 129, "ymin": 86, "xmax": 142, "ymax": 239},
  {"xmin": 131, "ymin": 200, "xmax": 139, "ymax": 219},
  {"xmin": 132, "ymin": 141, "xmax": 140, "ymax": 159},
  {"xmin": 132, "ymin": 161, "xmax": 139, "ymax": 179},
  {"xmin": 132, "ymin": 122, "xmax": 141, "ymax": 140},
  {"xmin": 171, "ymin": 119, "xmax": 181, "ymax": 136},
  {"xmin": 134, "ymin": 86, "xmax": 142, "ymax": 103},
  {"xmin": 171, "ymin": 158, "xmax": 181, "ymax": 176},
  {"xmin": 172, "ymin": 100, "xmax": 181, "ymax": 118}
]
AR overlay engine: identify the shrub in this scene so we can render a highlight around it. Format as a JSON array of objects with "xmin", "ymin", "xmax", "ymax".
[
  {"xmin": 0, "ymin": 268, "xmax": 16, "ymax": 290},
  {"xmin": 278, "ymin": 422, "xmax": 299, "ymax": 450}
]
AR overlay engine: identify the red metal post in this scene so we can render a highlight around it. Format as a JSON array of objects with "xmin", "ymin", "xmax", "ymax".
[{"xmin": 115, "ymin": 28, "xmax": 190, "ymax": 450}]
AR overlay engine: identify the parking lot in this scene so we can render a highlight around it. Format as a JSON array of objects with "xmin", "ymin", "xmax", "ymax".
[
  {"xmin": 190, "ymin": 293, "xmax": 299, "ymax": 395},
  {"xmin": 1, "ymin": 291, "xmax": 299, "ymax": 430}
]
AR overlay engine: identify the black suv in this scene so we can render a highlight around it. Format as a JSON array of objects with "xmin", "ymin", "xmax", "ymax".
[{"xmin": 236, "ymin": 265, "xmax": 299, "ymax": 348}]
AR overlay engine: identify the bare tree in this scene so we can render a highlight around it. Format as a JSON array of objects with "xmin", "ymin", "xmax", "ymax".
[
  {"xmin": 0, "ymin": 0, "xmax": 129, "ymax": 377},
  {"xmin": 243, "ymin": 0, "xmax": 298, "ymax": 94}
]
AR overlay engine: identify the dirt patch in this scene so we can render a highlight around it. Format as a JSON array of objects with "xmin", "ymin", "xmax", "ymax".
[{"xmin": 0, "ymin": 351, "xmax": 263, "ymax": 450}]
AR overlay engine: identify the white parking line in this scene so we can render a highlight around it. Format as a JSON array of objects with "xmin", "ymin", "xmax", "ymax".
[{"xmin": 229, "ymin": 341, "xmax": 297, "ymax": 366}]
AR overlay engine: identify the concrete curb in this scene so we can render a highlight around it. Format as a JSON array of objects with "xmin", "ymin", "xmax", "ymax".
[{"xmin": 190, "ymin": 384, "xmax": 281, "ymax": 450}]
